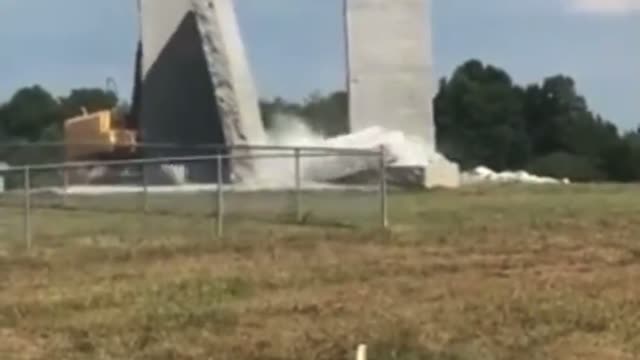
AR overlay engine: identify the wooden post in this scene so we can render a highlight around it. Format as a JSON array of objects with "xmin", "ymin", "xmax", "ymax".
[{"xmin": 357, "ymin": 344, "xmax": 367, "ymax": 360}]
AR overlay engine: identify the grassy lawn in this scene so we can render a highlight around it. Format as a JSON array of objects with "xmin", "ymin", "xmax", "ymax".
[{"xmin": 1, "ymin": 184, "xmax": 640, "ymax": 359}]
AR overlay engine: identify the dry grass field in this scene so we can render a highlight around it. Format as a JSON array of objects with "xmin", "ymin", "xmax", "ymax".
[{"xmin": 2, "ymin": 184, "xmax": 640, "ymax": 359}]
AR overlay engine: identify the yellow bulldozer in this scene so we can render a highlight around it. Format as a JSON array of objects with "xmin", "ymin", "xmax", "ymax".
[
  {"xmin": 64, "ymin": 108, "xmax": 138, "ymax": 162},
  {"xmin": 63, "ymin": 108, "xmax": 141, "ymax": 184}
]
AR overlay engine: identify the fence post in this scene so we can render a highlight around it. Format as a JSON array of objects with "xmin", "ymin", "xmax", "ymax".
[
  {"xmin": 216, "ymin": 154, "xmax": 224, "ymax": 238},
  {"xmin": 138, "ymin": 163, "xmax": 149, "ymax": 242},
  {"xmin": 379, "ymin": 147, "xmax": 389, "ymax": 229},
  {"xmin": 62, "ymin": 166, "xmax": 69, "ymax": 207},
  {"xmin": 294, "ymin": 148, "xmax": 302, "ymax": 223},
  {"xmin": 24, "ymin": 167, "xmax": 32, "ymax": 250},
  {"xmin": 140, "ymin": 164, "xmax": 149, "ymax": 213}
]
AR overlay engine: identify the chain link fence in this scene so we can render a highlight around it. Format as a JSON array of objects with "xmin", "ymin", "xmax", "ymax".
[{"xmin": 0, "ymin": 145, "xmax": 388, "ymax": 251}]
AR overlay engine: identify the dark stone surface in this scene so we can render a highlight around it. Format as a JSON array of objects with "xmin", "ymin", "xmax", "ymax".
[{"xmin": 137, "ymin": 11, "xmax": 228, "ymax": 183}]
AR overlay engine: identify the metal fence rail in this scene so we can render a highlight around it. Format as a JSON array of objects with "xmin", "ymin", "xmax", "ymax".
[{"xmin": 0, "ymin": 146, "xmax": 388, "ymax": 250}]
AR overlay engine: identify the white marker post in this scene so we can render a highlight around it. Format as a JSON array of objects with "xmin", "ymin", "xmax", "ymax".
[{"xmin": 357, "ymin": 344, "xmax": 368, "ymax": 360}]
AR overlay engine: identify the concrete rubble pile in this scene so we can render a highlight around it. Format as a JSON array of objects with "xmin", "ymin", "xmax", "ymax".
[{"xmin": 462, "ymin": 166, "xmax": 571, "ymax": 185}]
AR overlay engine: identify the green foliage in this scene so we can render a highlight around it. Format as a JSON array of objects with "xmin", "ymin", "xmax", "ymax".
[
  {"xmin": 300, "ymin": 91, "xmax": 349, "ymax": 137},
  {"xmin": 0, "ymin": 86, "xmax": 118, "ymax": 166},
  {"xmin": 0, "ymin": 86, "xmax": 118, "ymax": 143},
  {"xmin": 260, "ymin": 90, "xmax": 349, "ymax": 137},
  {"xmin": 435, "ymin": 60, "xmax": 637, "ymax": 182},
  {"xmin": 0, "ymin": 86, "xmax": 59, "ymax": 141},
  {"xmin": 435, "ymin": 60, "xmax": 531, "ymax": 170},
  {"xmin": 58, "ymin": 88, "xmax": 118, "ymax": 119},
  {"xmin": 522, "ymin": 76, "xmax": 619, "ymax": 159},
  {"xmin": 600, "ymin": 134, "xmax": 640, "ymax": 182},
  {"xmin": 260, "ymin": 97, "xmax": 303, "ymax": 131},
  {"xmin": 526, "ymin": 152, "xmax": 606, "ymax": 182},
  {"xmin": 262, "ymin": 59, "xmax": 639, "ymax": 182}
]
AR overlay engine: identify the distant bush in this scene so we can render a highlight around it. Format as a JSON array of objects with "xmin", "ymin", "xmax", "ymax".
[
  {"xmin": 526, "ymin": 152, "xmax": 606, "ymax": 182},
  {"xmin": 600, "ymin": 138, "xmax": 640, "ymax": 182}
]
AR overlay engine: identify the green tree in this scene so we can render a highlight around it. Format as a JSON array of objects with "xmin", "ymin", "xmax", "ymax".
[
  {"xmin": 527, "ymin": 152, "xmax": 606, "ymax": 182},
  {"xmin": 0, "ymin": 86, "xmax": 60, "ymax": 141},
  {"xmin": 522, "ymin": 76, "xmax": 618, "ymax": 159},
  {"xmin": 0, "ymin": 86, "xmax": 119, "ymax": 165},
  {"xmin": 601, "ymin": 133, "xmax": 640, "ymax": 182},
  {"xmin": 301, "ymin": 91, "xmax": 348, "ymax": 137},
  {"xmin": 521, "ymin": 76, "xmax": 623, "ymax": 181},
  {"xmin": 58, "ymin": 88, "xmax": 118, "ymax": 120},
  {"xmin": 260, "ymin": 97, "xmax": 304, "ymax": 131},
  {"xmin": 435, "ymin": 60, "xmax": 531, "ymax": 170},
  {"xmin": 260, "ymin": 91, "xmax": 349, "ymax": 137}
]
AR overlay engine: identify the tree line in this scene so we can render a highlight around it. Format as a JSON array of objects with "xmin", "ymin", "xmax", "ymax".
[
  {"xmin": 1, "ymin": 59, "xmax": 638, "ymax": 182},
  {"xmin": 262, "ymin": 60, "xmax": 640, "ymax": 182}
]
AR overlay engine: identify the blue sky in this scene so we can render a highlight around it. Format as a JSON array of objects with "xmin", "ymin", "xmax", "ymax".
[{"xmin": 0, "ymin": 0, "xmax": 638, "ymax": 129}]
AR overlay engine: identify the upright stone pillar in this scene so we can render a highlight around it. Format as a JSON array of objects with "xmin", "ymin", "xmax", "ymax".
[
  {"xmin": 345, "ymin": 0, "xmax": 436, "ymax": 151},
  {"xmin": 135, "ymin": 0, "xmax": 266, "ymax": 183},
  {"xmin": 345, "ymin": 0, "xmax": 460, "ymax": 188}
]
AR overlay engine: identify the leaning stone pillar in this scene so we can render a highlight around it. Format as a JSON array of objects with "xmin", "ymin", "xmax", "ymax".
[{"xmin": 136, "ymin": 0, "xmax": 266, "ymax": 183}]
